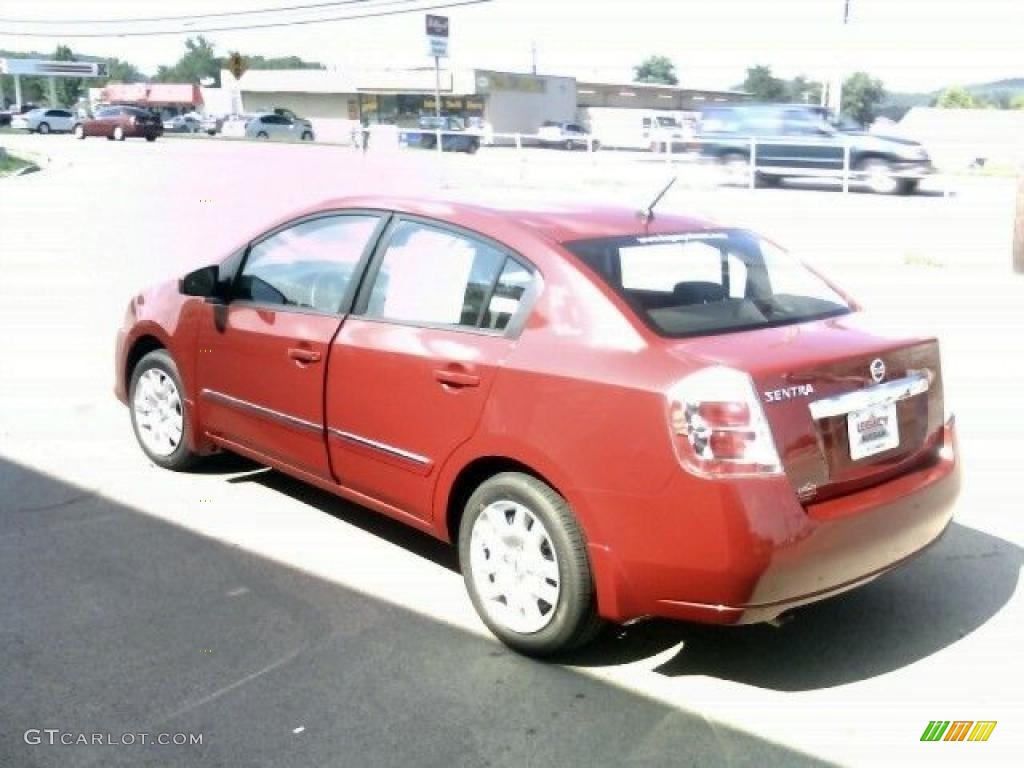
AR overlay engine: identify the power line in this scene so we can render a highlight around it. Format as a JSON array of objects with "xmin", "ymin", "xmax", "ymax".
[
  {"xmin": 2, "ymin": 0, "xmax": 376, "ymax": 25},
  {"xmin": 0, "ymin": 0, "xmax": 490, "ymax": 37}
]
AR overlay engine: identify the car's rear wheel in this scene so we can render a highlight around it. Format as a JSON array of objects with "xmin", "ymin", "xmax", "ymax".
[
  {"xmin": 257, "ymin": 131, "xmax": 269, "ymax": 139},
  {"xmin": 38, "ymin": 122, "xmax": 50, "ymax": 134},
  {"xmin": 465, "ymin": 139, "xmax": 479, "ymax": 155},
  {"xmin": 301, "ymin": 131, "xmax": 313, "ymax": 141},
  {"xmin": 459, "ymin": 472, "xmax": 603, "ymax": 656},
  {"xmin": 129, "ymin": 350, "xmax": 199, "ymax": 471},
  {"xmin": 113, "ymin": 125, "xmax": 125, "ymax": 141},
  {"xmin": 74, "ymin": 124, "xmax": 85, "ymax": 139},
  {"xmin": 146, "ymin": 135, "xmax": 157, "ymax": 142}
]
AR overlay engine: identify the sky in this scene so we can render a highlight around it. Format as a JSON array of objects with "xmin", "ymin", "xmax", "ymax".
[{"xmin": 0, "ymin": 0, "xmax": 1021, "ymax": 92}]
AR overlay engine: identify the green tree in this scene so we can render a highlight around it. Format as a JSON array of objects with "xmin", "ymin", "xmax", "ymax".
[
  {"xmin": 104, "ymin": 57, "xmax": 146, "ymax": 84},
  {"xmin": 53, "ymin": 45, "xmax": 83, "ymax": 107},
  {"xmin": 154, "ymin": 36, "xmax": 220, "ymax": 85},
  {"xmin": 246, "ymin": 55, "xmax": 324, "ymax": 71},
  {"xmin": 633, "ymin": 55, "xmax": 678, "ymax": 86},
  {"xmin": 1010, "ymin": 94, "xmax": 1024, "ymax": 110},
  {"xmin": 788, "ymin": 75, "xmax": 823, "ymax": 104},
  {"xmin": 934, "ymin": 86, "xmax": 976, "ymax": 108},
  {"xmin": 739, "ymin": 65, "xmax": 788, "ymax": 102},
  {"xmin": 841, "ymin": 71, "xmax": 886, "ymax": 124}
]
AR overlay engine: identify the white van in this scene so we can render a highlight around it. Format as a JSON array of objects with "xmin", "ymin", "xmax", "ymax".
[{"xmin": 580, "ymin": 107, "xmax": 687, "ymax": 150}]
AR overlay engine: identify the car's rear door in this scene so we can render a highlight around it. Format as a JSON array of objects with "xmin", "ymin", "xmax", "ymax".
[
  {"xmin": 325, "ymin": 217, "xmax": 536, "ymax": 520},
  {"xmin": 196, "ymin": 212, "xmax": 386, "ymax": 479}
]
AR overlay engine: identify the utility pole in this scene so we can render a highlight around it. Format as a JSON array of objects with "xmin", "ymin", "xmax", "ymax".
[
  {"xmin": 827, "ymin": 0, "xmax": 851, "ymax": 115},
  {"xmin": 434, "ymin": 55, "xmax": 442, "ymax": 121},
  {"xmin": 1014, "ymin": 167, "xmax": 1024, "ymax": 273}
]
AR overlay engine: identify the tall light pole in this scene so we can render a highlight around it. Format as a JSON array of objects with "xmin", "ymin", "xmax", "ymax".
[{"xmin": 827, "ymin": 0, "xmax": 851, "ymax": 114}]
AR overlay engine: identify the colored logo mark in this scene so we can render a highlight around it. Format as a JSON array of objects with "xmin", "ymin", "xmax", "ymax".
[{"xmin": 920, "ymin": 721, "xmax": 997, "ymax": 742}]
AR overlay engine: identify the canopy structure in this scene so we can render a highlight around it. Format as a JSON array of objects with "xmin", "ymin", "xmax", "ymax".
[{"xmin": 102, "ymin": 83, "xmax": 203, "ymax": 108}]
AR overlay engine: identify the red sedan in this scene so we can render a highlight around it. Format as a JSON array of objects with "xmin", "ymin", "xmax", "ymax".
[
  {"xmin": 114, "ymin": 196, "xmax": 959, "ymax": 655},
  {"xmin": 74, "ymin": 105, "xmax": 162, "ymax": 141}
]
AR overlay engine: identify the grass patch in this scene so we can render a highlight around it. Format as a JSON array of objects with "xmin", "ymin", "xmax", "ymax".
[
  {"xmin": 903, "ymin": 250, "xmax": 947, "ymax": 269},
  {"xmin": 0, "ymin": 149, "xmax": 33, "ymax": 177}
]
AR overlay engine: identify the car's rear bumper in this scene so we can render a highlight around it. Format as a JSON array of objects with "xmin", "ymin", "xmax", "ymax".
[{"xmin": 587, "ymin": 421, "xmax": 959, "ymax": 625}]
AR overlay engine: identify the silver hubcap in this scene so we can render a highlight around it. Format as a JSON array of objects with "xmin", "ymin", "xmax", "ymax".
[
  {"xmin": 865, "ymin": 163, "xmax": 897, "ymax": 193},
  {"xmin": 469, "ymin": 500, "xmax": 561, "ymax": 634},
  {"xmin": 133, "ymin": 368, "xmax": 183, "ymax": 457}
]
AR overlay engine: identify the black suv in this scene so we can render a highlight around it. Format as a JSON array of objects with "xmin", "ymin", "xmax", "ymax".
[{"xmin": 698, "ymin": 103, "xmax": 932, "ymax": 194}]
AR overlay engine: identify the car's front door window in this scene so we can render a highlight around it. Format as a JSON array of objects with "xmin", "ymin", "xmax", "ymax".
[{"xmin": 236, "ymin": 215, "xmax": 380, "ymax": 314}]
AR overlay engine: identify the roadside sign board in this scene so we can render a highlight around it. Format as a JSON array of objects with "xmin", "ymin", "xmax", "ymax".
[
  {"xmin": 425, "ymin": 15, "xmax": 449, "ymax": 37},
  {"xmin": 0, "ymin": 58, "xmax": 108, "ymax": 77},
  {"xmin": 426, "ymin": 14, "xmax": 449, "ymax": 59}
]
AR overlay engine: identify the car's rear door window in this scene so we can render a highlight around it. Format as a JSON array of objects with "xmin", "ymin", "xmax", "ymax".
[
  {"xmin": 235, "ymin": 215, "xmax": 381, "ymax": 313},
  {"xmin": 567, "ymin": 230, "xmax": 850, "ymax": 337},
  {"xmin": 362, "ymin": 220, "xmax": 530, "ymax": 331}
]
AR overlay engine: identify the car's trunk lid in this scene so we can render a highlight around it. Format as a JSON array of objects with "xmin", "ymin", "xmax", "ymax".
[{"xmin": 668, "ymin": 314, "xmax": 945, "ymax": 502}]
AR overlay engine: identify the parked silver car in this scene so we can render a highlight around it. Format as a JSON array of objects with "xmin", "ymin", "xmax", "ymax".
[
  {"xmin": 11, "ymin": 108, "xmax": 76, "ymax": 134},
  {"xmin": 244, "ymin": 112, "xmax": 315, "ymax": 141}
]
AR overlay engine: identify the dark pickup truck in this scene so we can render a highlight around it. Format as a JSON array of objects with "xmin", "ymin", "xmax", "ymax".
[{"xmin": 697, "ymin": 103, "xmax": 932, "ymax": 194}]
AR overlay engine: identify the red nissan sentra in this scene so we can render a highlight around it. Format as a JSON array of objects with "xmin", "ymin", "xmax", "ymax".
[{"xmin": 114, "ymin": 196, "xmax": 959, "ymax": 655}]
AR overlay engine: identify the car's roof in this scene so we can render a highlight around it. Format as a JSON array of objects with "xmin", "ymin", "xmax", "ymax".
[{"xmin": 282, "ymin": 195, "xmax": 718, "ymax": 245}]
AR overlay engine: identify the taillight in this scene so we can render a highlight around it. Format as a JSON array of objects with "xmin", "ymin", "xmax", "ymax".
[{"xmin": 666, "ymin": 366, "xmax": 782, "ymax": 476}]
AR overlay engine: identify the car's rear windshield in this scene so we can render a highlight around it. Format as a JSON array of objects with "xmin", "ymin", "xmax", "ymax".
[{"xmin": 565, "ymin": 229, "xmax": 851, "ymax": 338}]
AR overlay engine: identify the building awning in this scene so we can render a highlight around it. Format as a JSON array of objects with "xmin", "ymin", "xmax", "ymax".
[{"xmin": 102, "ymin": 83, "xmax": 202, "ymax": 106}]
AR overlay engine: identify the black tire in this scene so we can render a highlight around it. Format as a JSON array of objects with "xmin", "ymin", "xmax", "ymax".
[
  {"xmin": 465, "ymin": 139, "xmax": 479, "ymax": 155},
  {"xmin": 146, "ymin": 135, "xmax": 157, "ymax": 142},
  {"xmin": 257, "ymin": 131, "xmax": 269, "ymax": 139},
  {"xmin": 38, "ymin": 122, "xmax": 50, "ymax": 134},
  {"xmin": 128, "ymin": 349, "xmax": 200, "ymax": 472},
  {"xmin": 458, "ymin": 472, "xmax": 604, "ymax": 656},
  {"xmin": 755, "ymin": 172, "xmax": 782, "ymax": 188},
  {"xmin": 897, "ymin": 179, "xmax": 919, "ymax": 195},
  {"xmin": 301, "ymin": 131, "xmax": 313, "ymax": 141}
]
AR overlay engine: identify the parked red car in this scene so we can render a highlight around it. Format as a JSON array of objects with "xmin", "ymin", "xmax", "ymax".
[
  {"xmin": 74, "ymin": 105, "xmax": 162, "ymax": 141},
  {"xmin": 115, "ymin": 196, "xmax": 959, "ymax": 655}
]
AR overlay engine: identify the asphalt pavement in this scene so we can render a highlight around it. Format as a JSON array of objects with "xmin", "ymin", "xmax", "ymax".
[{"xmin": 1, "ymin": 133, "xmax": 1022, "ymax": 767}]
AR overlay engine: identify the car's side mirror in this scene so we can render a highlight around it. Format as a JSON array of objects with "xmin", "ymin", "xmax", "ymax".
[{"xmin": 179, "ymin": 265, "xmax": 221, "ymax": 299}]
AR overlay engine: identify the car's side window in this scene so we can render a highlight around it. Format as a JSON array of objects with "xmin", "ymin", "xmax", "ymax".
[
  {"xmin": 363, "ymin": 220, "xmax": 512, "ymax": 329},
  {"xmin": 235, "ymin": 215, "xmax": 380, "ymax": 313},
  {"xmin": 481, "ymin": 258, "xmax": 532, "ymax": 331}
]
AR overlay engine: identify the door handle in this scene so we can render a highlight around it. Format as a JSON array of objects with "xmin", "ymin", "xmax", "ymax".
[
  {"xmin": 433, "ymin": 368, "xmax": 480, "ymax": 388},
  {"xmin": 288, "ymin": 347, "xmax": 321, "ymax": 363}
]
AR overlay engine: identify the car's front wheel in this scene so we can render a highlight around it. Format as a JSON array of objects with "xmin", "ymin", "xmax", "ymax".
[
  {"xmin": 146, "ymin": 135, "xmax": 157, "ymax": 142},
  {"xmin": 859, "ymin": 158, "xmax": 901, "ymax": 195},
  {"xmin": 459, "ymin": 472, "xmax": 603, "ymax": 656},
  {"xmin": 129, "ymin": 350, "xmax": 199, "ymax": 471},
  {"xmin": 38, "ymin": 122, "xmax": 50, "ymax": 134},
  {"xmin": 301, "ymin": 131, "xmax": 313, "ymax": 141}
]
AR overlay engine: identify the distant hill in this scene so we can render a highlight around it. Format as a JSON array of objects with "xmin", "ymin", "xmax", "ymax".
[{"xmin": 881, "ymin": 77, "xmax": 1024, "ymax": 119}]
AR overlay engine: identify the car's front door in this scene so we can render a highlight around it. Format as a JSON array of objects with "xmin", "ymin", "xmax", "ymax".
[
  {"xmin": 196, "ymin": 213, "xmax": 385, "ymax": 478},
  {"xmin": 325, "ymin": 217, "xmax": 536, "ymax": 520}
]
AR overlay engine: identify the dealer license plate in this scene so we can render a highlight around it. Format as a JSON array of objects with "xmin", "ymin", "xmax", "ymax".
[{"xmin": 847, "ymin": 402, "xmax": 899, "ymax": 460}]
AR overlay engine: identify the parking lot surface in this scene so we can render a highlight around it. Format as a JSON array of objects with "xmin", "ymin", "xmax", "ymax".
[{"xmin": 1, "ymin": 134, "xmax": 1022, "ymax": 767}]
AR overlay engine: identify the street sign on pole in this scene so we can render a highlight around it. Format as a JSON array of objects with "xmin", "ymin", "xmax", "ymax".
[
  {"xmin": 426, "ymin": 14, "xmax": 449, "ymax": 58},
  {"xmin": 426, "ymin": 13, "xmax": 449, "ymax": 153}
]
